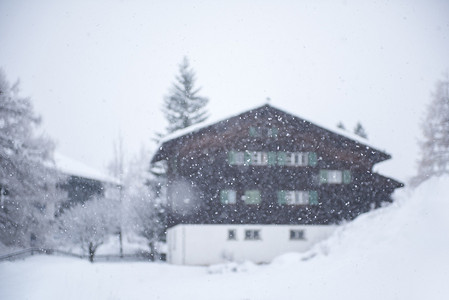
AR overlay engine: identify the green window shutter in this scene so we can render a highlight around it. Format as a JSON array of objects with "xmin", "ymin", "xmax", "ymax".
[
  {"xmin": 249, "ymin": 127, "xmax": 261, "ymax": 137},
  {"xmin": 268, "ymin": 152, "xmax": 277, "ymax": 165},
  {"xmin": 277, "ymin": 190, "xmax": 286, "ymax": 204},
  {"xmin": 220, "ymin": 190, "xmax": 228, "ymax": 204},
  {"xmin": 171, "ymin": 157, "xmax": 178, "ymax": 173},
  {"xmin": 228, "ymin": 151, "xmax": 236, "ymax": 165},
  {"xmin": 255, "ymin": 191, "xmax": 261, "ymax": 204},
  {"xmin": 319, "ymin": 170, "xmax": 328, "ymax": 184},
  {"xmin": 277, "ymin": 152, "xmax": 286, "ymax": 166},
  {"xmin": 244, "ymin": 151, "xmax": 252, "ymax": 165},
  {"xmin": 249, "ymin": 127, "xmax": 257, "ymax": 137},
  {"xmin": 308, "ymin": 152, "xmax": 318, "ymax": 167},
  {"xmin": 269, "ymin": 127, "xmax": 278, "ymax": 138},
  {"xmin": 309, "ymin": 191, "xmax": 319, "ymax": 205},
  {"xmin": 343, "ymin": 170, "xmax": 352, "ymax": 184}
]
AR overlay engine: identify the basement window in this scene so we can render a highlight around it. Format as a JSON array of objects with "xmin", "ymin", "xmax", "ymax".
[
  {"xmin": 228, "ymin": 229, "xmax": 237, "ymax": 240},
  {"xmin": 290, "ymin": 230, "xmax": 305, "ymax": 240},
  {"xmin": 244, "ymin": 229, "xmax": 261, "ymax": 240}
]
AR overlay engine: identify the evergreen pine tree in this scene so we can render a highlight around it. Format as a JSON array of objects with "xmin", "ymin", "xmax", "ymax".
[
  {"xmin": 354, "ymin": 122, "xmax": 368, "ymax": 139},
  {"xmin": 337, "ymin": 122, "xmax": 346, "ymax": 130},
  {"xmin": 412, "ymin": 77, "xmax": 449, "ymax": 186},
  {"xmin": 0, "ymin": 69, "xmax": 56, "ymax": 247},
  {"xmin": 161, "ymin": 57, "xmax": 209, "ymax": 135}
]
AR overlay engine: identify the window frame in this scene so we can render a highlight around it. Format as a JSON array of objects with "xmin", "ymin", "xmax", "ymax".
[
  {"xmin": 228, "ymin": 229, "xmax": 237, "ymax": 240},
  {"xmin": 289, "ymin": 229, "xmax": 305, "ymax": 240},
  {"xmin": 244, "ymin": 229, "xmax": 261, "ymax": 240}
]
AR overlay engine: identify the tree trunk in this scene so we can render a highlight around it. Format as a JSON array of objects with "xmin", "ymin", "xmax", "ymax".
[
  {"xmin": 119, "ymin": 230, "xmax": 123, "ymax": 258},
  {"xmin": 149, "ymin": 241, "xmax": 156, "ymax": 261},
  {"xmin": 88, "ymin": 242, "xmax": 95, "ymax": 263}
]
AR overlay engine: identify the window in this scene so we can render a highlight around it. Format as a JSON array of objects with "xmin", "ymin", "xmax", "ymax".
[
  {"xmin": 290, "ymin": 230, "xmax": 305, "ymax": 240},
  {"xmin": 278, "ymin": 190, "xmax": 318, "ymax": 205},
  {"xmin": 249, "ymin": 127, "xmax": 278, "ymax": 138},
  {"xmin": 268, "ymin": 127, "xmax": 278, "ymax": 138},
  {"xmin": 244, "ymin": 190, "xmax": 261, "ymax": 205},
  {"xmin": 220, "ymin": 190, "xmax": 236, "ymax": 204},
  {"xmin": 228, "ymin": 151, "xmax": 245, "ymax": 165},
  {"xmin": 251, "ymin": 151, "xmax": 268, "ymax": 165},
  {"xmin": 277, "ymin": 152, "xmax": 287, "ymax": 165},
  {"xmin": 245, "ymin": 229, "xmax": 261, "ymax": 240},
  {"xmin": 328, "ymin": 170, "xmax": 343, "ymax": 183},
  {"xmin": 228, "ymin": 229, "xmax": 236, "ymax": 240},
  {"xmin": 228, "ymin": 151, "xmax": 318, "ymax": 167},
  {"xmin": 319, "ymin": 170, "xmax": 352, "ymax": 184},
  {"xmin": 286, "ymin": 152, "xmax": 308, "ymax": 166},
  {"xmin": 249, "ymin": 127, "xmax": 262, "ymax": 137}
]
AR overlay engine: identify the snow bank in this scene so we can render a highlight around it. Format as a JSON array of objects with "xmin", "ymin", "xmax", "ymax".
[
  {"xmin": 268, "ymin": 175, "xmax": 449, "ymax": 299},
  {"xmin": 1, "ymin": 176, "xmax": 448, "ymax": 300}
]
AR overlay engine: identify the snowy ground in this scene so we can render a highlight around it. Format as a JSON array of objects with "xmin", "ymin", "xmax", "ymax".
[{"xmin": 1, "ymin": 176, "xmax": 448, "ymax": 300}]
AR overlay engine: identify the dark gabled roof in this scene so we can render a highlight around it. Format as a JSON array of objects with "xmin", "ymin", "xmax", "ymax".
[{"xmin": 152, "ymin": 104, "xmax": 391, "ymax": 164}]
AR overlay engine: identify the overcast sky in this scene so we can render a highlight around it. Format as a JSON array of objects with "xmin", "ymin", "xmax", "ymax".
[{"xmin": 1, "ymin": 0, "xmax": 448, "ymax": 182}]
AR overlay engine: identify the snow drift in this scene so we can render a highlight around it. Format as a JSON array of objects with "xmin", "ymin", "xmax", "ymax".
[{"xmin": 0, "ymin": 176, "xmax": 448, "ymax": 300}]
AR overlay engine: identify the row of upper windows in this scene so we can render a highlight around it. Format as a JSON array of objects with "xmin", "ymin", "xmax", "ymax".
[
  {"xmin": 228, "ymin": 151, "xmax": 318, "ymax": 167},
  {"xmin": 219, "ymin": 170, "xmax": 352, "ymax": 205},
  {"xmin": 227, "ymin": 229, "xmax": 305, "ymax": 241},
  {"xmin": 249, "ymin": 127, "xmax": 278, "ymax": 138},
  {"xmin": 220, "ymin": 189, "xmax": 319, "ymax": 205}
]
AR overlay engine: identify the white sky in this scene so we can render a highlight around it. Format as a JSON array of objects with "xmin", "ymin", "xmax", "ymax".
[{"xmin": 1, "ymin": 0, "xmax": 448, "ymax": 182}]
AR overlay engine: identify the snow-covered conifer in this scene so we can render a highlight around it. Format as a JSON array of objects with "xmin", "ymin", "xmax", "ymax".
[
  {"xmin": 353, "ymin": 122, "xmax": 368, "ymax": 139},
  {"xmin": 412, "ymin": 76, "xmax": 449, "ymax": 186},
  {"xmin": 337, "ymin": 122, "xmax": 346, "ymax": 130},
  {"xmin": 160, "ymin": 57, "xmax": 209, "ymax": 136},
  {"xmin": 0, "ymin": 69, "xmax": 57, "ymax": 247}
]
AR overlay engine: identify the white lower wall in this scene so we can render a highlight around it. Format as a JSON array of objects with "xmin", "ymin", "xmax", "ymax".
[{"xmin": 167, "ymin": 224, "xmax": 336, "ymax": 265}]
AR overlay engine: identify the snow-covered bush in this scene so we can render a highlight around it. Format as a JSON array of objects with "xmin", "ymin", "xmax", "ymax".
[
  {"xmin": 123, "ymin": 148, "xmax": 165, "ymax": 260},
  {"xmin": 57, "ymin": 196, "xmax": 118, "ymax": 262}
]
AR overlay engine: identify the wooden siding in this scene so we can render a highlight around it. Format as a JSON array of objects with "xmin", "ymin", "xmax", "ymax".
[{"xmin": 153, "ymin": 104, "xmax": 403, "ymax": 227}]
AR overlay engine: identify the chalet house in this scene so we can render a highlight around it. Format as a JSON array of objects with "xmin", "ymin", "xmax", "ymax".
[
  {"xmin": 151, "ymin": 104, "xmax": 403, "ymax": 265},
  {"xmin": 53, "ymin": 153, "xmax": 119, "ymax": 212}
]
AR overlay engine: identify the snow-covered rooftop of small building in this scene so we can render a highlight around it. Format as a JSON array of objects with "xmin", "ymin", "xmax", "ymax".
[
  {"xmin": 159, "ymin": 102, "xmax": 388, "ymax": 155},
  {"xmin": 53, "ymin": 152, "xmax": 120, "ymax": 185}
]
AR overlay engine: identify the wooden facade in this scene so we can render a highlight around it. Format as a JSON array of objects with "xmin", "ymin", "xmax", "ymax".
[{"xmin": 152, "ymin": 104, "xmax": 403, "ymax": 227}]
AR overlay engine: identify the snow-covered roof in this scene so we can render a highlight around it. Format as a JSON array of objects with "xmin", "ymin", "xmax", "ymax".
[
  {"xmin": 158, "ymin": 103, "xmax": 388, "ymax": 155},
  {"xmin": 53, "ymin": 152, "xmax": 120, "ymax": 185}
]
